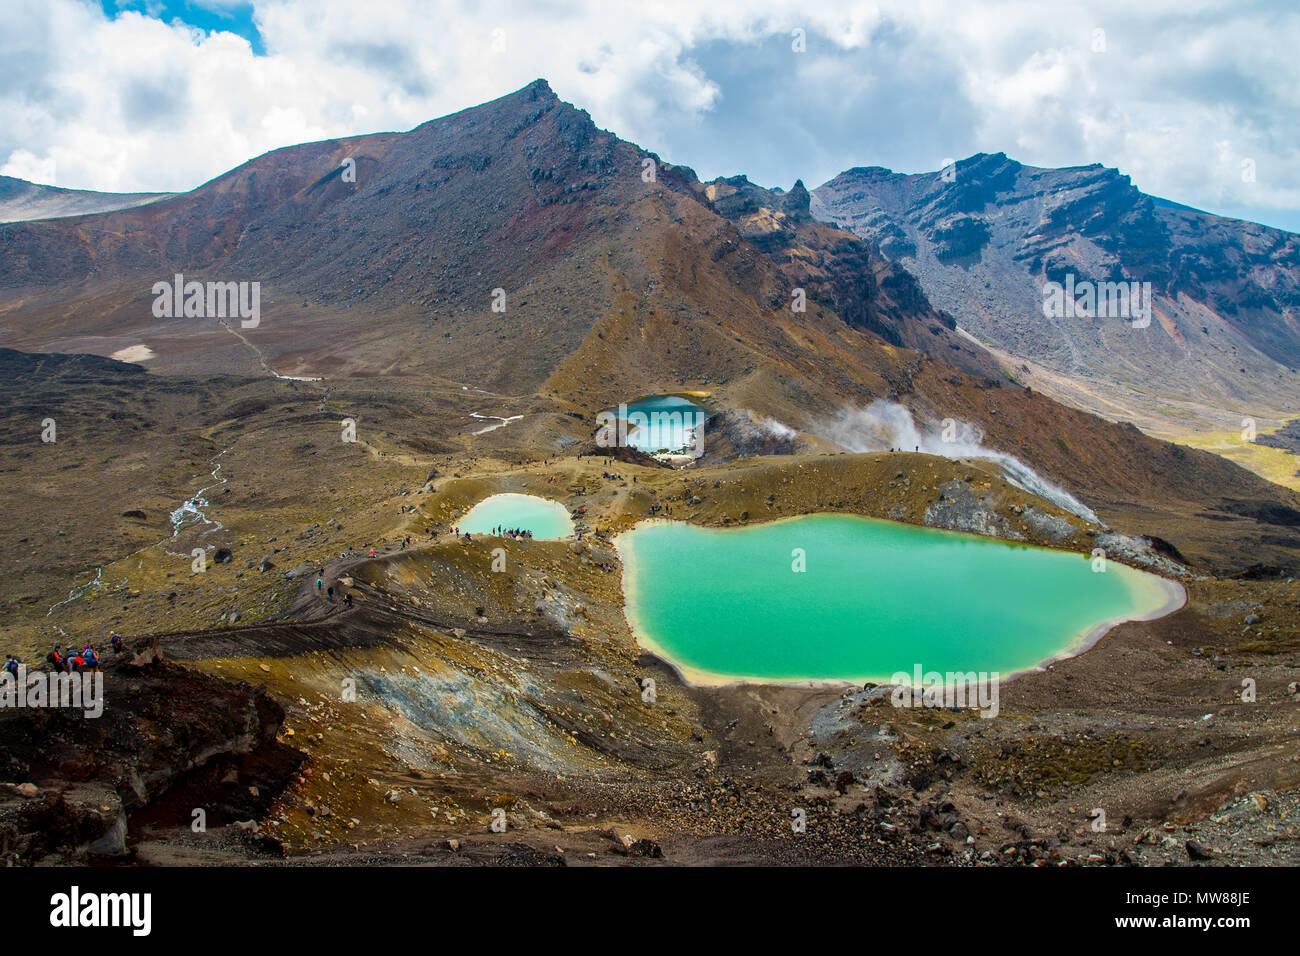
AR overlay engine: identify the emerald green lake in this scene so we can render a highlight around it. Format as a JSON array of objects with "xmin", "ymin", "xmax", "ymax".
[
  {"xmin": 616, "ymin": 515, "xmax": 1182, "ymax": 686},
  {"xmin": 458, "ymin": 494, "xmax": 574, "ymax": 540}
]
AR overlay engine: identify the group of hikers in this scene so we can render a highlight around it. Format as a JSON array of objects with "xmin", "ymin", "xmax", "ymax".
[
  {"xmin": 9, "ymin": 632, "xmax": 128, "ymax": 677},
  {"xmin": 490, "ymin": 526, "xmax": 534, "ymax": 539},
  {"xmin": 53, "ymin": 643, "xmax": 100, "ymax": 673},
  {"xmin": 314, "ymin": 572, "xmax": 354, "ymax": 608}
]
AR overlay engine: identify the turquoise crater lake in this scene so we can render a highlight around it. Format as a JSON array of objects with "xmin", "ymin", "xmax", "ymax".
[
  {"xmin": 615, "ymin": 515, "xmax": 1183, "ymax": 686},
  {"xmin": 458, "ymin": 494, "xmax": 574, "ymax": 540},
  {"xmin": 600, "ymin": 394, "xmax": 709, "ymax": 455}
]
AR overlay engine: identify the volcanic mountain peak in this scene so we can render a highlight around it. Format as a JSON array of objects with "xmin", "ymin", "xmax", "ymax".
[
  {"xmin": 0, "ymin": 80, "xmax": 663, "ymax": 381},
  {"xmin": 812, "ymin": 152, "xmax": 1300, "ymax": 460},
  {"xmin": 780, "ymin": 178, "xmax": 813, "ymax": 222},
  {"xmin": 0, "ymin": 78, "xmax": 1002, "ymax": 410}
]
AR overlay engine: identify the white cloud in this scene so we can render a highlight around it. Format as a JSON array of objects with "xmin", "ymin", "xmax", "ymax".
[{"xmin": 0, "ymin": 0, "xmax": 1296, "ymax": 230}]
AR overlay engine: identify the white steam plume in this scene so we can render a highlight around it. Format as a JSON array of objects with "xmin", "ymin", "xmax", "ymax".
[
  {"xmin": 821, "ymin": 400, "xmax": 1099, "ymax": 523},
  {"xmin": 754, "ymin": 414, "xmax": 797, "ymax": 439}
]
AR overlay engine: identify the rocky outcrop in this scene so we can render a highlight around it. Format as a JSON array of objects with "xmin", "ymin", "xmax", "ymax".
[
  {"xmin": 0, "ymin": 654, "xmax": 303, "ymax": 863},
  {"xmin": 923, "ymin": 478, "xmax": 1020, "ymax": 539},
  {"xmin": 1094, "ymin": 532, "xmax": 1189, "ymax": 577},
  {"xmin": 703, "ymin": 174, "xmax": 996, "ymax": 378},
  {"xmin": 695, "ymin": 409, "xmax": 807, "ymax": 462}
]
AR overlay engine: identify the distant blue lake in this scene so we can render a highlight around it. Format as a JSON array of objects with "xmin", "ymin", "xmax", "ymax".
[{"xmin": 601, "ymin": 395, "xmax": 709, "ymax": 454}]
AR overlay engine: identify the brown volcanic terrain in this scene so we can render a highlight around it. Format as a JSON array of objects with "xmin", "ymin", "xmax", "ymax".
[
  {"xmin": 4, "ymin": 373, "xmax": 1296, "ymax": 866},
  {"xmin": 0, "ymin": 81, "xmax": 1004, "ymax": 395},
  {"xmin": 0, "ymin": 82, "xmax": 1298, "ymax": 866}
]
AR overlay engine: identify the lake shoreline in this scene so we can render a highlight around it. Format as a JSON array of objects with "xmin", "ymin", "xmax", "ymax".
[
  {"xmin": 613, "ymin": 514, "xmax": 1189, "ymax": 690},
  {"xmin": 457, "ymin": 492, "xmax": 575, "ymax": 540}
]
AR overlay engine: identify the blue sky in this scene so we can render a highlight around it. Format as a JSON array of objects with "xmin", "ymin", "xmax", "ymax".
[
  {"xmin": 100, "ymin": 1, "xmax": 265, "ymax": 54},
  {"xmin": 3, "ymin": 0, "xmax": 1297, "ymax": 233}
]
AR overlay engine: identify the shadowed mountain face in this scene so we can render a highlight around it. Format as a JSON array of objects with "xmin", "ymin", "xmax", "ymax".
[
  {"xmin": 0, "ymin": 175, "xmax": 172, "ymax": 223},
  {"xmin": 811, "ymin": 154, "xmax": 1300, "ymax": 441},
  {"xmin": 701, "ymin": 174, "xmax": 998, "ymax": 380}
]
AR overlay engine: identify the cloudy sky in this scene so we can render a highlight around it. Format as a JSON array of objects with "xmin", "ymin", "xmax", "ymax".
[{"xmin": 2, "ymin": 0, "xmax": 1298, "ymax": 231}]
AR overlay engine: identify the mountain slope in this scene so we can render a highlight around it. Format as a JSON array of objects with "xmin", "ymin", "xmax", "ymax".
[
  {"xmin": 811, "ymin": 155, "xmax": 1300, "ymax": 459},
  {"xmin": 0, "ymin": 175, "xmax": 172, "ymax": 223},
  {"xmin": 700, "ymin": 174, "xmax": 998, "ymax": 380},
  {"xmin": 0, "ymin": 81, "xmax": 958, "ymax": 391},
  {"xmin": 0, "ymin": 80, "xmax": 1005, "ymax": 426}
]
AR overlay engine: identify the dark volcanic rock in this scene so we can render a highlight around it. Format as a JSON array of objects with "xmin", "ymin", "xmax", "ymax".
[
  {"xmin": 1255, "ymin": 419, "xmax": 1300, "ymax": 455},
  {"xmin": 0, "ymin": 657, "xmax": 303, "ymax": 863}
]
